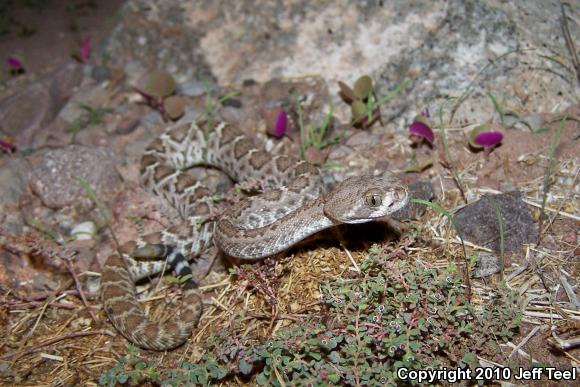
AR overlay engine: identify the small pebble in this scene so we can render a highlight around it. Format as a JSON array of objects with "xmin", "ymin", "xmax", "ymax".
[
  {"xmin": 71, "ymin": 221, "xmax": 96, "ymax": 241},
  {"xmin": 473, "ymin": 252, "xmax": 502, "ymax": 278},
  {"xmin": 177, "ymin": 80, "xmax": 213, "ymax": 97}
]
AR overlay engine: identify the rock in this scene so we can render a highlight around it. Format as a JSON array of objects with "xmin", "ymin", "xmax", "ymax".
[
  {"xmin": 345, "ymin": 131, "xmax": 380, "ymax": 147},
  {"xmin": 90, "ymin": 65, "xmax": 112, "ymax": 83},
  {"xmin": 28, "ymin": 145, "xmax": 122, "ymax": 209},
  {"xmin": 0, "ymin": 249, "xmax": 28, "ymax": 289},
  {"xmin": 220, "ymin": 106, "xmax": 247, "ymax": 124},
  {"xmin": 50, "ymin": 62, "xmax": 84, "ymax": 100},
  {"xmin": 102, "ymin": 0, "xmax": 577, "ymax": 136},
  {"xmin": 71, "ymin": 221, "xmax": 97, "ymax": 241},
  {"xmin": 392, "ymin": 181, "xmax": 435, "ymax": 221},
  {"xmin": 304, "ymin": 146, "xmax": 328, "ymax": 165},
  {"xmin": 0, "ymin": 157, "xmax": 31, "ymax": 205},
  {"xmin": 505, "ymin": 112, "xmax": 547, "ymax": 132},
  {"xmin": 0, "ymin": 61, "xmax": 83, "ymax": 147},
  {"xmin": 472, "ymin": 252, "xmax": 502, "ymax": 278},
  {"xmin": 57, "ymin": 84, "xmax": 111, "ymax": 125},
  {"xmin": 177, "ymin": 79, "xmax": 209, "ymax": 97},
  {"xmin": 327, "ymin": 144, "xmax": 353, "ymax": 160},
  {"xmin": 455, "ymin": 191, "xmax": 537, "ymax": 254},
  {"xmin": 0, "ymin": 84, "xmax": 53, "ymax": 146}
]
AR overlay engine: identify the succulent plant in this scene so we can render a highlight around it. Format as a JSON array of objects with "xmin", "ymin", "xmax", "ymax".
[
  {"xmin": 163, "ymin": 95, "xmax": 186, "ymax": 120},
  {"xmin": 338, "ymin": 81, "xmax": 357, "ymax": 102},
  {"xmin": 80, "ymin": 36, "xmax": 91, "ymax": 63},
  {"xmin": 409, "ymin": 114, "xmax": 434, "ymax": 145},
  {"xmin": 263, "ymin": 106, "xmax": 290, "ymax": 138},
  {"xmin": 273, "ymin": 110, "xmax": 288, "ymax": 138},
  {"xmin": 136, "ymin": 70, "xmax": 188, "ymax": 122},
  {"xmin": 350, "ymin": 100, "xmax": 367, "ymax": 123},
  {"xmin": 0, "ymin": 138, "xmax": 16, "ymax": 153},
  {"xmin": 339, "ymin": 75, "xmax": 383, "ymax": 129},
  {"xmin": 141, "ymin": 70, "xmax": 176, "ymax": 99},
  {"xmin": 468, "ymin": 125, "xmax": 503, "ymax": 155},
  {"xmin": 7, "ymin": 56, "xmax": 25, "ymax": 75},
  {"xmin": 353, "ymin": 75, "xmax": 373, "ymax": 100}
]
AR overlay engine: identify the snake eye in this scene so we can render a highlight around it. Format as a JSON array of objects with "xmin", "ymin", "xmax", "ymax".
[{"xmin": 364, "ymin": 189, "xmax": 382, "ymax": 207}]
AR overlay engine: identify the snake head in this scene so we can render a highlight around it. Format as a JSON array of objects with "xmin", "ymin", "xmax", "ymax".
[{"xmin": 323, "ymin": 174, "xmax": 408, "ymax": 224}]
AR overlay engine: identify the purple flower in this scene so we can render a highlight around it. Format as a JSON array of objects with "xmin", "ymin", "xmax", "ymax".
[
  {"xmin": 474, "ymin": 131, "xmax": 503, "ymax": 148},
  {"xmin": 80, "ymin": 36, "xmax": 91, "ymax": 63},
  {"xmin": 468, "ymin": 125, "xmax": 503, "ymax": 155},
  {"xmin": 0, "ymin": 139, "xmax": 16, "ymax": 153},
  {"xmin": 7, "ymin": 57, "xmax": 22, "ymax": 69},
  {"xmin": 7, "ymin": 56, "xmax": 25, "ymax": 74},
  {"xmin": 273, "ymin": 110, "xmax": 288, "ymax": 138},
  {"xmin": 409, "ymin": 118, "xmax": 434, "ymax": 145}
]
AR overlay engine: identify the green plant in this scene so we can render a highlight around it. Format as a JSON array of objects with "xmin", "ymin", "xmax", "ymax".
[
  {"xmin": 295, "ymin": 97, "xmax": 339, "ymax": 158},
  {"xmin": 137, "ymin": 70, "xmax": 188, "ymax": 121},
  {"xmin": 165, "ymin": 272, "xmax": 194, "ymax": 285},
  {"xmin": 191, "ymin": 86, "xmax": 240, "ymax": 164},
  {"xmin": 486, "ymin": 92, "xmax": 554, "ymax": 133},
  {"xmin": 67, "ymin": 103, "xmax": 112, "ymax": 140},
  {"xmin": 435, "ymin": 105, "xmax": 468, "ymax": 202},
  {"xmin": 239, "ymin": 251, "xmax": 520, "ymax": 386},
  {"xmin": 99, "ymin": 344, "xmax": 229, "ymax": 386},
  {"xmin": 339, "ymin": 76, "xmax": 409, "ymax": 129},
  {"xmin": 100, "ymin": 246, "xmax": 521, "ymax": 386},
  {"xmin": 437, "ymin": 106, "xmax": 451, "ymax": 161},
  {"xmin": 202, "ymin": 82, "xmax": 239, "ymax": 133},
  {"xmin": 538, "ymin": 115, "xmax": 566, "ymax": 242},
  {"xmin": 487, "ymin": 92, "xmax": 508, "ymax": 126},
  {"xmin": 410, "ymin": 198, "xmax": 471, "ymax": 298},
  {"xmin": 98, "ymin": 345, "xmax": 161, "ymax": 386}
]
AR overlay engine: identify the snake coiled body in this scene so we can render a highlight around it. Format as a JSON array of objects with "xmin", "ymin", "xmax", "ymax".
[{"xmin": 101, "ymin": 120, "xmax": 408, "ymax": 350}]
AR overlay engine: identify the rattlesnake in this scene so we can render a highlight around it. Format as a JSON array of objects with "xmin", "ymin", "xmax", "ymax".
[{"xmin": 101, "ymin": 120, "xmax": 408, "ymax": 350}]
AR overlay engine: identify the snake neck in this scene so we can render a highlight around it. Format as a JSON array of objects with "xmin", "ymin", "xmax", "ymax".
[{"xmin": 215, "ymin": 197, "xmax": 335, "ymax": 259}]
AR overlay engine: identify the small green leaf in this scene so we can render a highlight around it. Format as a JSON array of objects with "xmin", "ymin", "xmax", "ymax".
[
  {"xmin": 329, "ymin": 373, "xmax": 341, "ymax": 383},
  {"xmin": 256, "ymin": 372, "xmax": 268, "ymax": 385},
  {"xmin": 142, "ymin": 70, "xmax": 176, "ymax": 97},
  {"xmin": 329, "ymin": 350, "xmax": 341, "ymax": 363},
  {"xmin": 116, "ymin": 372, "xmax": 128, "ymax": 383},
  {"xmin": 467, "ymin": 125, "xmax": 488, "ymax": 148},
  {"xmin": 338, "ymin": 81, "xmax": 357, "ymax": 101},
  {"xmin": 351, "ymin": 100, "xmax": 367, "ymax": 120},
  {"xmin": 239, "ymin": 358, "xmax": 252, "ymax": 375},
  {"xmin": 354, "ymin": 75, "xmax": 373, "ymax": 100}
]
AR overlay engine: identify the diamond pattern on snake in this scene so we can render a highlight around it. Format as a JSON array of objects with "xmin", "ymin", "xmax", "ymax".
[{"xmin": 101, "ymin": 119, "xmax": 408, "ymax": 350}]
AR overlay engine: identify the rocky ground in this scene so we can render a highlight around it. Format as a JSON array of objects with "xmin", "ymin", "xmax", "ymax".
[{"xmin": 0, "ymin": 0, "xmax": 578, "ymax": 385}]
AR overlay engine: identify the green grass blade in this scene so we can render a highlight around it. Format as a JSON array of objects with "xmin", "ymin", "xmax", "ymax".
[
  {"xmin": 539, "ymin": 115, "xmax": 566, "ymax": 242},
  {"xmin": 410, "ymin": 198, "xmax": 470, "ymax": 288},
  {"xmin": 486, "ymin": 92, "xmax": 504, "ymax": 125}
]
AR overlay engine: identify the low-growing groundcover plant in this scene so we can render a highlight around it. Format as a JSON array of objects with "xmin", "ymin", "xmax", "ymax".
[{"xmin": 99, "ymin": 247, "xmax": 521, "ymax": 386}]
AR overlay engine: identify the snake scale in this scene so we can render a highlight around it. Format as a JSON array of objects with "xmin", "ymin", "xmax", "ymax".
[{"xmin": 101, "ymin": 119, "xmax": 409, "ymax": 350}]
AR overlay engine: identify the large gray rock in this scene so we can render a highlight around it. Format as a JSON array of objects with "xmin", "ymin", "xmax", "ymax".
[
  {"xmin": 28, "ymin": 145, "xmax": 122, "ymax": 209},
  {"xmin": 0, "ymin": 157, "xmax": 31, "ymax": 205},
  {"xmin": 0, "ymin": 61, "xmax": 83, "ymax": 147},
  {"xmin": 455, "ymin": 191, "xmax": 537, "ymax": 254},
  {"xmin": 103, "ymin": 0, "xmax": 579, "ymax": 130}
]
